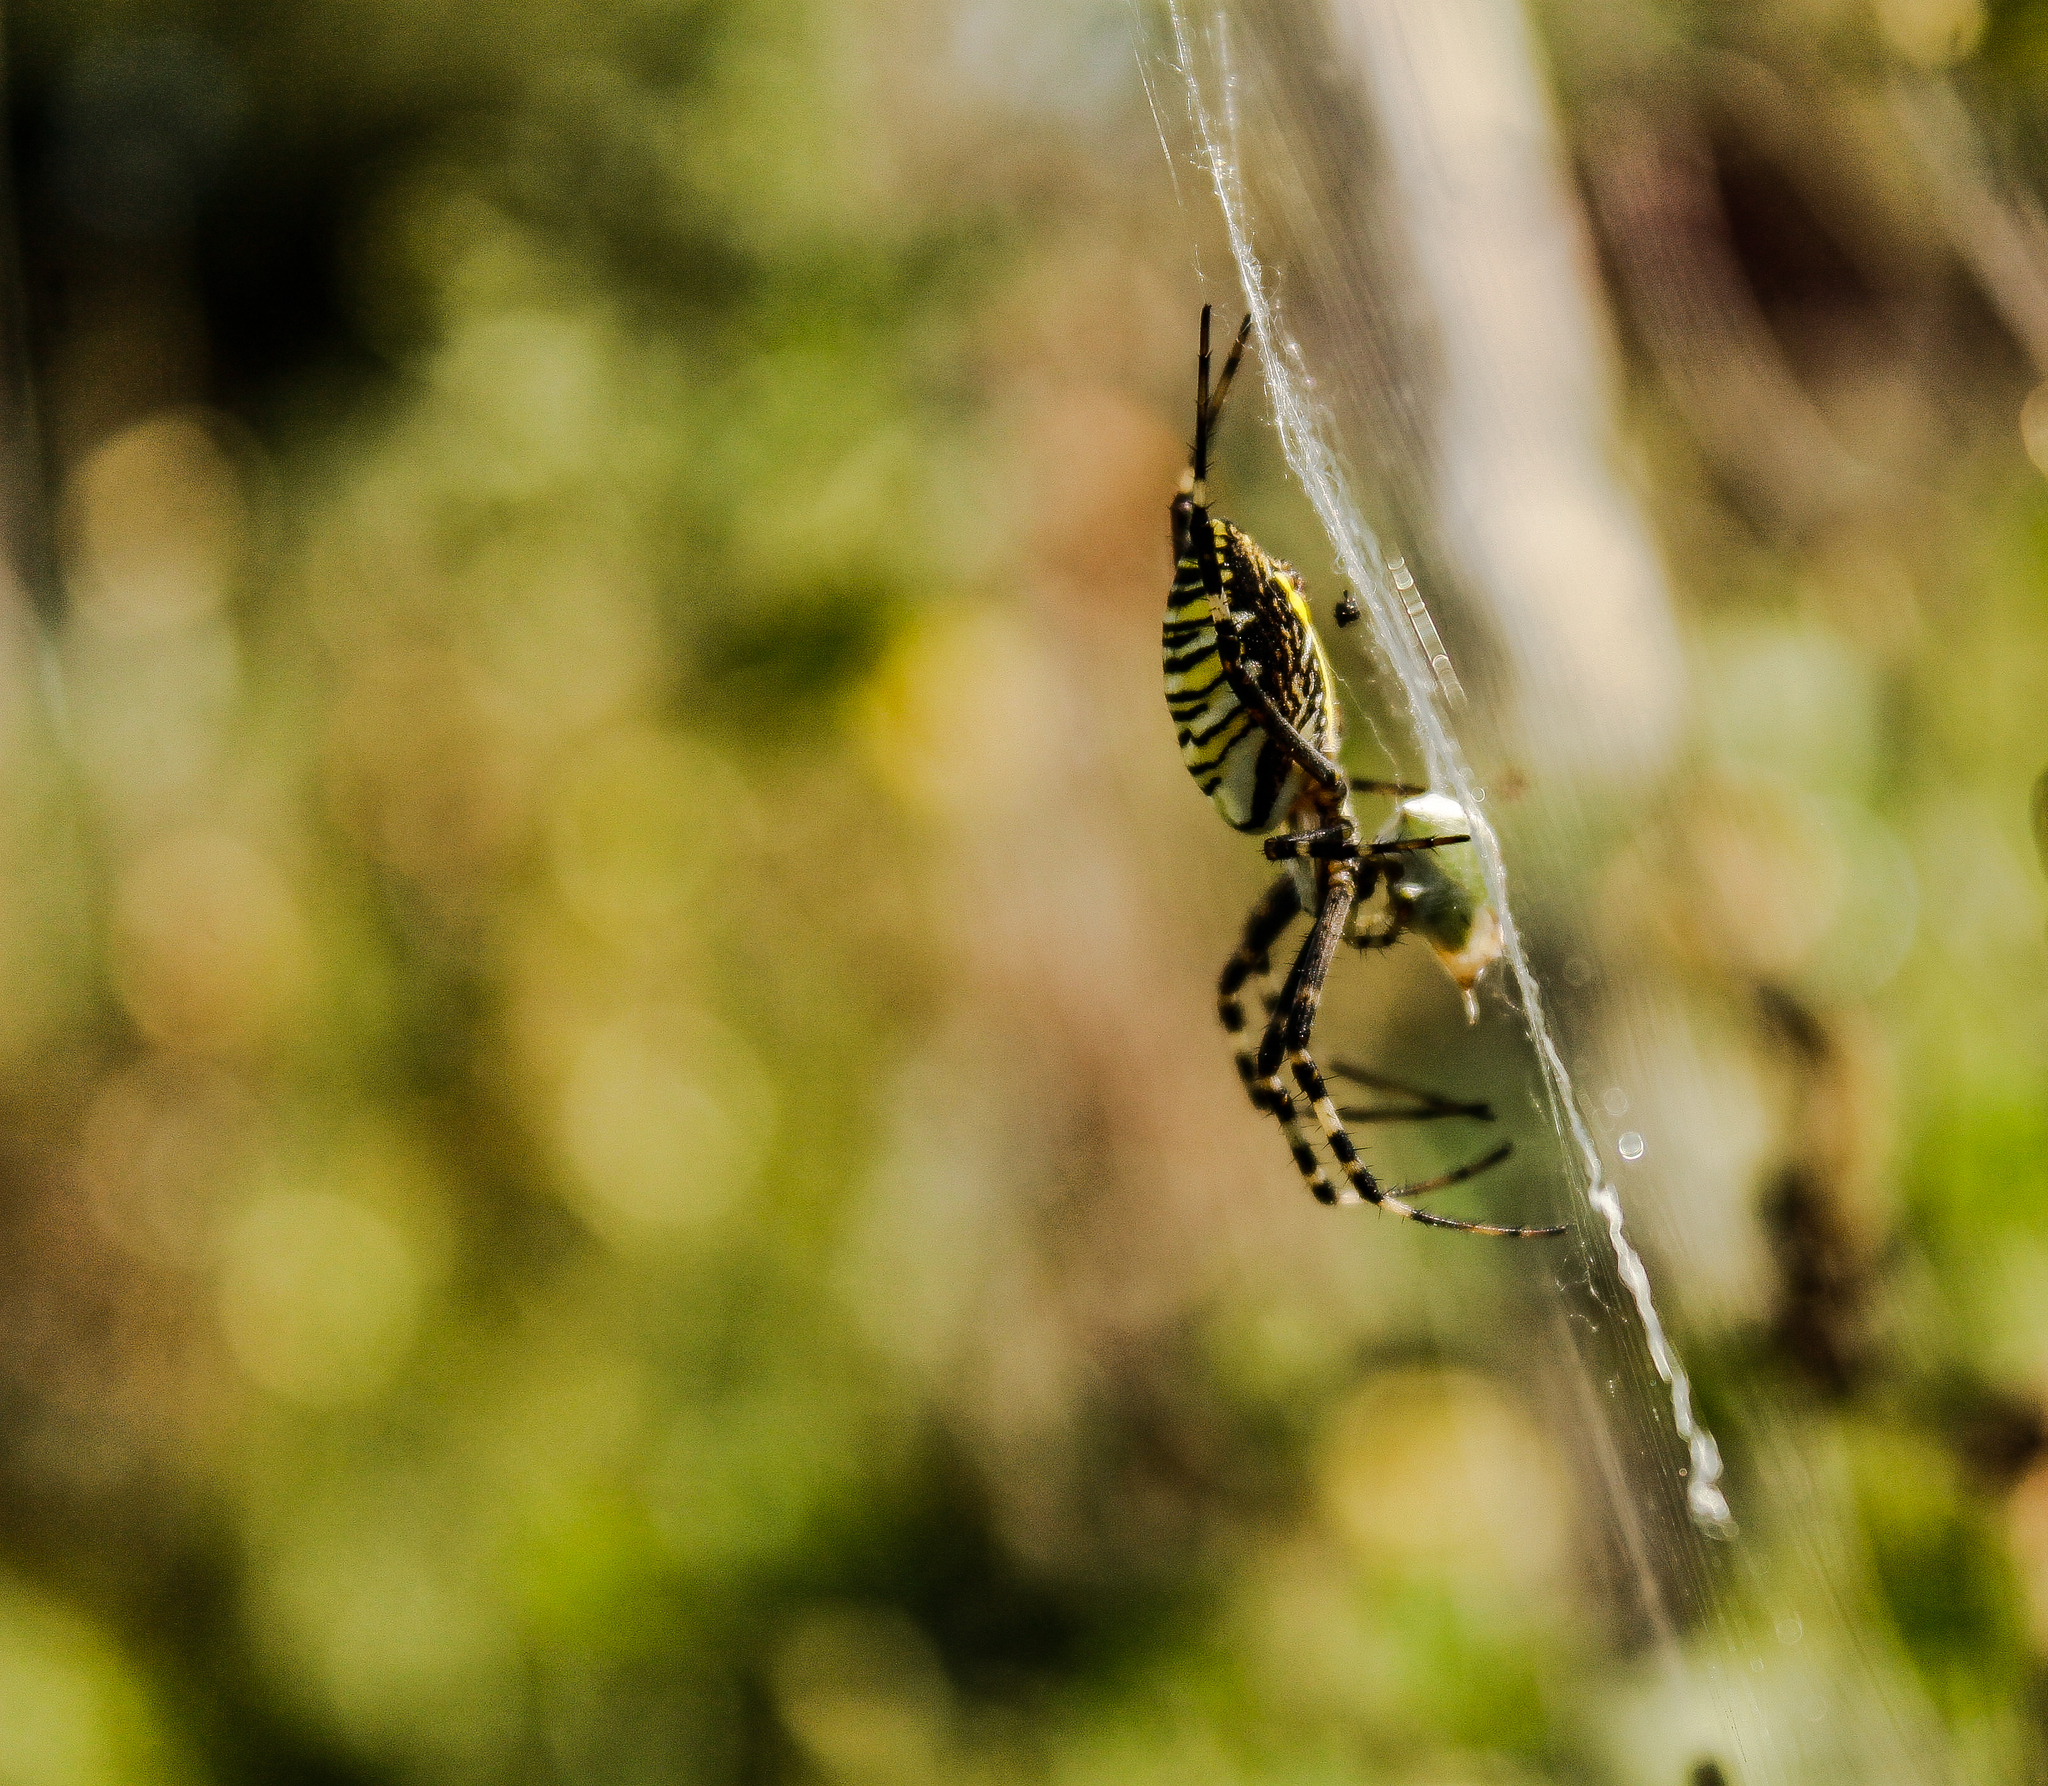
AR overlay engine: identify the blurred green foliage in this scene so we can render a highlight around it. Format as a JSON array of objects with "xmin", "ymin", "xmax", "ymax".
[{"xmin": 0, "ymin": 0, "xmax": 2042, "ymax": 1782}]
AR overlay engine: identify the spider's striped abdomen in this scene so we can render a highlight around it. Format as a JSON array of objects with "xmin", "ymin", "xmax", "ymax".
[{"xmin": 1164, "ymin": 515, "xmax": 1340, "ymax": 834}]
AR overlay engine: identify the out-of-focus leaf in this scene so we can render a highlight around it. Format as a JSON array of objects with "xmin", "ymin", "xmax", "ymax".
[{"xmin": 2032, "ymin": 765, "xmax": 2048, "ymax": 877}]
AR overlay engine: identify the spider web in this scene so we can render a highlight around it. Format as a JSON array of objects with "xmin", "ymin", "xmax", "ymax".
[{"xmin": 1138, "ymin": 1, "xmax": 1957, "ymax": 1780}]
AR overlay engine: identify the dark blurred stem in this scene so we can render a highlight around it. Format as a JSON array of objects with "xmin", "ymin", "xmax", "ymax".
[
  {"xmin": 0, "ymin": 7, "xmax": 60, "ymax": 645},
  {"xmin": 1893, "ymin": 78, "xmax": 2048, "ymax": 380}
]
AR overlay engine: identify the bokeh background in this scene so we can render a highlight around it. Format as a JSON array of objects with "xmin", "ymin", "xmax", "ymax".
[{"xmin": 0, "ymin": 0, "xmax": 2043, "ymax": 1780}]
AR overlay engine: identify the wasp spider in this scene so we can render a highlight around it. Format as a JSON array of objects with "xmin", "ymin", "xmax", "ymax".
[{"xmin": 1165, "ymin": 307, "xmax": 1560, "ymax": 1238}]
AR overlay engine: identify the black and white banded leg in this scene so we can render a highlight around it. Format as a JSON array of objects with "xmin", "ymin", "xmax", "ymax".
[
  {"xmin": 1217, "ymin": 874, "xmax": 1302, "ymax": 1115},
  {"xmin": 1255, "ymin": 867, "xmax": 1562, "ymax": 1237}
]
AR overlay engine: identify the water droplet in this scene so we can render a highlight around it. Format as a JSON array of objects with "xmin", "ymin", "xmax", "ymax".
[
  {"xmin": 1602, "ymin": 1087, "xmax": 1628, "ymax": 1117},
  {"xmin": 1776, "ymin": 1616, "xmax": 1803, "ymax": 1644},
  {"xmin": 1618, "ymin": 1131, "xmax": 1645, "ymax": 1161}
]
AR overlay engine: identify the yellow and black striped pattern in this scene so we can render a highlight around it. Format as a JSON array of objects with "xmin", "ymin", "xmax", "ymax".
[{"xmin": 1163, "ymin": 517, "xmax": 1339, "ymax": 834}]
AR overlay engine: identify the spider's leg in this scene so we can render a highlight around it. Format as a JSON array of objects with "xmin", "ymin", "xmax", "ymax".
[
  {"xmin": 1244, "ymin": 866, "xmax": 1355, "ymax": 1205},
  {"xmin": 1192, "ymin": 306, "xmax": 1252, "ymax": 489},
  {"xmin": 1256, "ymin": 865, "xmax": 1353, "ymax": 1081},
  {"xmin": 1359, "ymin": 833, "xmax": 1470, "ymax": 858},
  {"xmin": 1257, "ymin": 869, "xmax": 1561, "ymax": 1236},
  {"xmin": 1217, "ymin": 873, "xmax": 1302, "ymax": 1113},
  {"xmin": 1263, "ymin": 833, "xmax": 1476, "ymax": 873},
  {"xmin": 1291, "ymin": 1137, "xmax": 1512, "ymax": 1202},
  {"xmin": 1328, "ymin": 1062, "xmax": 1495, "ymax": 1123},
  {"xmin": 1265, "ymin": 825, "xmax": 1362, "ymax": 862},
  {"xmin": 1291, "ymin": 1047, "xmax": 1562, "ymax": 1236},
  {"xmin": 1383, "ymin": 1141, "xmax": 1516, "ymax": 1196},
  {"xmin": 1334, "ymin": 1100, "xmax": 1490, "ymax": 1124},
  {"xmin": 1349, "ymin": 778, "xmax": 1424, "ymax": 796}
]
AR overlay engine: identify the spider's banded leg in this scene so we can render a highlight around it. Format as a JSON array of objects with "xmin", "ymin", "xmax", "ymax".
[
  {"xmin": 1350, "ymin": 778, "xmax": 1424, "ymax": 796},
  {"xmin": 1290, "ymin": 1049, "xmax": 1563, "ymax": 1236},
  {"xmin": 1328, "ymin": 1062, "xmax": 1495, "ymax": 1122},
  {"xmin": 1255, "ymin": 870, "xmax": 1454, "ymax": 1214},
  {"xmin": 1274, "ymin": 1139, "xmax": 1511, "ymax": 1199},
  {"xmin": 1264, "ymin": 825, "xmax": 1359, "ymax": 862},
  {"xmin": 1285, "ymin": 1136, "xmax": 1515, "ymax": 1201},
  {"xmin": 1360, "ymin": 833, "xmax": 1471, "ymax": 857},
  {"xmin": 1218, "ymin": 875, "xmax": 1302, "ymax": 1113},
  {"xmin": 1256, "ymin": 872, "xmax": 1561, "ymax": 1236},
  {"xmin": 1257, "ymin": 866, "xmax": 1356, "ymax": 1081},
  {"xmin": 1208, "ymin": 313, "xmax": 1251, "ymax": 422},
  {"xmin": 1263, "ymin": 831, "xmax": 1472, "ymax": 867},
  {"xmin": 1192, "ymin": 306, "xmax": 1252, "ymax": 490},
  {"xmin": 1241, "ymin": 868, "xmax": 1357, "ymax": 1204}
]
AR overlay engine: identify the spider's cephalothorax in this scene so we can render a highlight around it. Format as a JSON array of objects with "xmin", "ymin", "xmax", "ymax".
[{"xmin": 1166, "ymin": 306, "xmax": 1560, "ymax": 1239}]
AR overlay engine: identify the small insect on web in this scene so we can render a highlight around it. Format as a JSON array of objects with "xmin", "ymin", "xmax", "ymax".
[{"xmin": 1164, "ymin": 305, "xmax": 1560, "ymax": 1237}]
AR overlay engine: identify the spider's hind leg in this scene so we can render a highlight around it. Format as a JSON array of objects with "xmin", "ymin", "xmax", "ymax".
[
  {"xmin": 1288, "ymin": 1047, "xmax": 1560, "ymax": 1236},
  {"xmin": 1218, "ymin": 873, "xmax": 1302, "ymax": 1114},
  {"xmin": 1255, "ymin": 868, "xmax": 1561, "ymax": 1237},
  {"xmin": 1328, "ymin": 1062, "xmax": 1495, "ymax": 1124},
  {"xmin": 1244, "ymin": 865, "xmax": 1357, "ymax": 1205}
]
